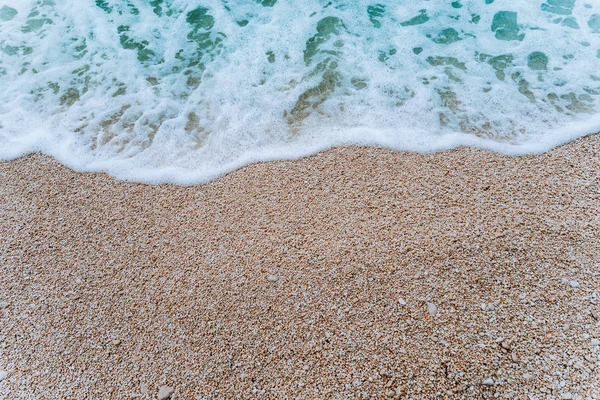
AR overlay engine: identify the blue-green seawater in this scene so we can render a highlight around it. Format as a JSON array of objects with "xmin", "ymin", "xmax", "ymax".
[{"xmin": 0, "ymin": 0, "xmax": 599, "ymax": 183}]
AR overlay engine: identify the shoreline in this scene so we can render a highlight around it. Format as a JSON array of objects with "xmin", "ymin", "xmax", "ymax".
[{"xmin": 1, "ymin": 136, "xmax": 599, "ymax": 399}]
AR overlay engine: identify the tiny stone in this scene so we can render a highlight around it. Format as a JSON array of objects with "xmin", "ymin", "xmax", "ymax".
[
  {"xmin": 140, "ymin": 383, "xmax": 148, "ymax": 396},
  {"xmin": 569, "ymin": 281, "xmax": 579, "ymax": 288},
  {"xmin": 562, "ymin": 393, "xmax": 574, "ymax": 400},
  {"xmin": 481, "ymin": 303, "xmax": 487, "ymax": 311},
  {"xmin": 386, "ymin": 389, "xmax": 396, "ymax": 397},
  {"xmin": 427, "ymin": 303, "xmax": 438, "ymax": 316},
  {"xmin": 501, "ymin": 341, "xmax": 511, "ymax": 350},
  {"xmin": 488, "ymin": 303, "xmax": 495, "ymax": 311},
  {"xmin": 585, "ymin": 355, "xmax": 596, "ymax": 363},
  {"xmin": 523, "ymin": 373, "xmax": 532, "ymax": 381},
  {"xmin": 398, "ymin": 298, "xmax": 407, "ymax": 306},
  {"xmin": 511, "ymin": 353, "xmax": 519, "ymax": 363},
  {"xmin": 482, "ymin": 378, "xmax": 494, "ymax": 385},
  {"xmin": 267, "ymin": 275, "xmax": 279, "ymax": 282},
  {"xmin": 380, "ymin": 368, "xmax": 393, "ymax": 378},
  {"xmin": 157, "ymin": 386, "xmax": 174, "ymax": 400},
  {"xmin": 591, "ymin": 310, "xmax": 599, "ymax": 320},
  {"xmin": 591, "ymin": 339, "xmax": 599, "ymax": 346},
  {"xmin": 111, "ymin": 339, "xmax": 121, "ymax": 346},
  {"xmin": 0, "ymin": 371, "xmax": 7, "ymax": 381}
]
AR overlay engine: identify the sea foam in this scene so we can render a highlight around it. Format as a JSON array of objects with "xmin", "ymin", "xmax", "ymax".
[{"xmin": 0, "ymin": 0, "xmax": 599, "ymax": 184}]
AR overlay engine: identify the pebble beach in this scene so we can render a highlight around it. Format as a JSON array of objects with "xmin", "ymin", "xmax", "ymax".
[{"xmin": 1, "ymin": 135, "xmax": 599, "ymax": 399}]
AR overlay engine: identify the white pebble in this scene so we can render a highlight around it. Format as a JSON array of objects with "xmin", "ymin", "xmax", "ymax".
[
  {"xmin": 591, "ymin": 339, "xmax": 599, "ymax": 346},
  {"xmin": 561, "ymin": 393, "xmax": 574, "ymax": 400},
  {"xmin": 0, "ymin": 371, "xmax": 7, "ymax": 381},
  {"xmin": 398, "ymin": 298, "xmax": 407, "ymax": 306},
  {"xmin": 158, "ymin": 386, "xmax": 174, "ymax": 400},
  {"xmin": 481, "ymin": 303, "xmax": 487, "ymax": 311},
  {"xmin": 523, "ymin": 373, "xmax": 532, "ymax": 381},
  {"xmin": 267, "ymin": 275, "xmax": 279, "ymax": 282},
  {"xmin": 482, "ymin": 378, "xmax": 494, "ymax": 385},
  {"xmin": 569, "ymin": 281, "xmax": 579, "ymax": 288},
  {"xmin": 427, "ymin": 303, "xmax": 438, "ymax": 316}
]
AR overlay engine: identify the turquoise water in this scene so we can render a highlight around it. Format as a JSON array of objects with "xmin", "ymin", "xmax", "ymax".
[{"xmin": 0, "ymin": 0, "xmax": 599, "ymax": 183}]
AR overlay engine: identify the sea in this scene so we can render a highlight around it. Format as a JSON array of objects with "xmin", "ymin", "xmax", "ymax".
[{"xmin": 1, "ymin": 0, "xmax": 599, "ymax": 183}]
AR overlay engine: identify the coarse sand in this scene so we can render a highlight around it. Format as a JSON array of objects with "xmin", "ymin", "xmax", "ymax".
[{"xmin": 1, "ymin": 135, "xmax": 600, "ymax": 399}]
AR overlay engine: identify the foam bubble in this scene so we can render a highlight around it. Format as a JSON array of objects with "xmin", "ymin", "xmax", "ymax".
[{"xmin": 0, "ymin": 0, "xmax": 599, "ymax": 184}]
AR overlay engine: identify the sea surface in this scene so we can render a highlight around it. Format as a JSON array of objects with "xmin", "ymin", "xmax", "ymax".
[{"xmin": 1, "ymin": 0, "xmax": 599, "ymax": 183}]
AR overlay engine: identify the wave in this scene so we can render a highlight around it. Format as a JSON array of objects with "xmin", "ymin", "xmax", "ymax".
[{"xmin": 1, "ymin": 0, "xmax": 599, "ymax": 183}]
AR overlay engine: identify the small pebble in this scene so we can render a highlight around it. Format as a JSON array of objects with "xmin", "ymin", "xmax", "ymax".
[
  {"xmin": 482, "ymin": 378, "xmax": 494, "ymax": 385},
  {"xmin": 569, "ymin": 281, "xmax": 579, "ymax": 288},
  {"xmin": 591, "ymin": 310, "xmax": 599, "ymax": 320},
  {"xmin": 0, "ymin": 371, "xmax": 7, "ymax": 381},
  {"xmin": 380, "ymin": 368, "xmax": 393, "ymax": 378},
  {"xmin": 140, "ymin": 383, "xmax": 148, "ymax": 396},
  {"xmin": 562, "ymin": 393, "xmax": 574, "ymax": 400},
  {"xmin": 591, "ymin": 338, "xmax": 599, "ymax": 346},
  {"xmin": 481, "ymin": 303, "xmax": 487, "ymax": 311},
  {"xmin": 585, "ymin": 355, "xmax": 596, "ymax": 363},
  {"xmin": 386, "ymin": 389, "xmax": 396, "ymax": 397},
  {"xmin": 267, "ymin": 275, "xmax": 279, "ymax": 282},
  {"xmin": 111, "ymin": 339, "xmax": 121, "ymax": 346},
  {"xmin": 523, "ymin": 373, "xmax": 532, "ymax": 381},
  {"xmin": 511, "ymin": 353, "xmax": 519, "ymax": 363},
  {"xmin": 158, "ymin": 386, "xmax": 174, "ymax": 400},
  {"xmin": 427, "ymin": 303, "xmax": 438, "ymax": 316},
  {"xmin": 398, "ymin": 298, "xmax": 407, "ymax": 306}
]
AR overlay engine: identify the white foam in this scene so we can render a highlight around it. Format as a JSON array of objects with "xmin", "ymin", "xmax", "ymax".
[{"xmin": 0, "ymin": 0, "xmax": 599, "ymax": 184}]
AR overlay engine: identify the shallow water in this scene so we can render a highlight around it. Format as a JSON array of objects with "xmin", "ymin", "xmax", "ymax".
[{"xmin": 1, "ymin": 0, "xmax": 599, "ymax": 183}]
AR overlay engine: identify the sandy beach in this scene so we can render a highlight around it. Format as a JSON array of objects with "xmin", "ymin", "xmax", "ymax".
[{"xmin": 1, "ymin": 135, "xmax": 599, "ymax": 399}]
